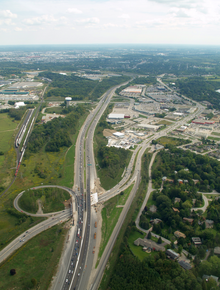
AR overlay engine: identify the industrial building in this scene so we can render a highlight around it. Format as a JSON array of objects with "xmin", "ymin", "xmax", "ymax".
[{"xmin": 113, "ymin": 132, "xmax": 124, "ymax": 138}]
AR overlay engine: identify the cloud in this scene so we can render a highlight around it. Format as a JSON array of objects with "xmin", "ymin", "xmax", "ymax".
[
  {"xmin": 76, "ymin": 17, "xmax": 100, "ymax": 24},
  {"xmin": 0, "ymin": 10, "xmax": 17, "ymax": 19},
  {"xmin": 67, "ymin": 8, "xmax": 82, "ymax": 14},
  {"xmin": 14, "ymin": 27, "xmax": 22, "ymax": 31},
  {"xmin": 119, "ymin": 14, "xmax": 130, "ymax": 19},
  {"xmin": 23, "ymin": 15, "xmax": 58, "ymax": 26}
]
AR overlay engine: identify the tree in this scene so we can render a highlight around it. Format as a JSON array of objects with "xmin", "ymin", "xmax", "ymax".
[
  {"xmin": 147, "ymin": 231, "xmax": 151, "ymax": 239},
  {"xmin": 158, "ymin": 237, "xmax": 162, "ymax": 244},
  {"xmin": 10, "ymin": 269, "xmax": 16, "ymax": 275},
  {"xmin": 178, "ymin": 245, "xmax": 183, "ymax": 254},
  {"xmin": 31, "ymin": 278, "xmax": 37, "ymax": 286}
]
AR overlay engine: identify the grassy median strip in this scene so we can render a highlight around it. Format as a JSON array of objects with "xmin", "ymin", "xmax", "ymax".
[
  {"xmin": 96, "ymin": 183, "xmax": 134, "ymax": 268},
  {"xmin": 0, "ymin": 224, "xmax": 68, "ymax": 290},
  {"xmin": 98, "ymin": 151, "xmax": 152, "ymax": 290}
]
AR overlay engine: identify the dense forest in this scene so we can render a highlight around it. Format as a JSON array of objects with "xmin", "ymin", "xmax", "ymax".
[
  {"xmin": 27, "ymin": 105, "xmax": 87, "ymax": 153},
  {"xmin": 39, "ymin": 71, "xmax": 130, "ymax": 101},
  {"xmin": 176, "ymin": 77, "xmax": 220, "ymax": 109}
]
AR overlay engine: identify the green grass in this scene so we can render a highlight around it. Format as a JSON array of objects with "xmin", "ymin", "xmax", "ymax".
[
  {"xmin": 0, "ymin": 224, "xmax": 68, "ymax": 290},
  {"xmin": 96, "ymin": 185, "xmax": 133, "ymax": 267},
  {"xmin": 157, "ymin": 120, "xmax": 173, "ymax": 125},
  {"xmin": 18, "ymin": 188, "xmax": 70, "ymax": 214},
  {"xmin": 45, "ymin": 107, "xmax": 63, "ymax": 114},
  {"xmin": 0, "ymin": 210, "xmax": 44, "ymax": 251},
  {"xmin": 208, "ymin": 136, "xmax": 220, "ymax": 141},
  {"xmin": 146, "ymin": 191, "xmax": 156, "ymax": 207},
  {"xmin": 98, "ymin": 151, "xmax": 152, "ymax": 290},
  {"xmin": 139, "ymin": 114, "xmax": 148, "ymax": 119},
  {"xmin": 157, "ymin": 136, "xmax": 191, "ymax": 146},
  {"xmin": 96, "ymin": 202, "xmax": 123, "ymax": 267},
  {"xmin": 128, "ymin": 230, "xmax": 151, "ymax": 261},
  {"xmin": 0, "ymin": 131, "xmax": 16, "ymax": 153},
  {"xmin": 0, "ymin": 113, "xmax": 19, "ymax": 132},
  {"xmin": 211, "ymin": 132, "xmax": 220, "ymax": 136}
]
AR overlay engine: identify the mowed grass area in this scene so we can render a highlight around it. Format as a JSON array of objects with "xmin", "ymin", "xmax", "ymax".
[
  {"xmin": 0, "ymin": 224, "xmax": 68, "ymax": 290},
  {"xmin": 18, "ymin": 188, "xmax": 70, "ymax": 214},
  {"xmin": 157, "ymin": 136, "xmax": 191, "ymax": 146},
  {"xmin": 96, "ymin": 184, "xmax": 134, "ymax": 267}
]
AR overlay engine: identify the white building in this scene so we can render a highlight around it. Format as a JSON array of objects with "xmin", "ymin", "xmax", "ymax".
[
  {"xmin": 14, "ymin": 102, "xmax": 26, "ymax": 109},
  {"xmin": 113, "ymin": 132, "xmax": 124, "ymax": 138},
  {"xmin": 108, "ymin": 113, "xmax": 124, "ymax": 119}
]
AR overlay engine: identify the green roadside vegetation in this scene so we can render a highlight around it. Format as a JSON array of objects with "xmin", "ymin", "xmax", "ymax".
[
  {"xmin": 18, "ymin": 188, "xmax": 70, "ymax": 214},
  {"xmin": 208, "ymin": 136, "xmax": 220, "ymax": 141},
  {"xmin": 96, "ymin": 184, "xmax": 134, "ymax": 267},
  {"xmin": 99, "ymin": 150, "xmax": 151, "ymax": 289},
  {"xmin": 94, "ymin": 104, "xmax": 132, "ymax": 190},
  {"xmin": 0, "ymin": 224, "xmax": 68, "ymax": 290}
]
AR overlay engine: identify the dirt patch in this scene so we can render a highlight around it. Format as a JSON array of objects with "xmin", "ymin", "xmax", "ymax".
[
  {"xmin": 103, "ymin": 129, "xmax": 116, "ymax": 137},
  {"xmin": 36, "ymin": 199, "xmax": 43, "ymax": 214},
  {"xmin": 93, "ymin": 178, "xmax": 105, "ymax": 195},
  {"xmin": 63, "ymin": 198, "xmax": 72, "ymax": 209}
]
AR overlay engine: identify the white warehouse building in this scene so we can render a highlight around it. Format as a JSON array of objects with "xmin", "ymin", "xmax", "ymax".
[{"xmin": 108, "ymin": 113, "xmax": 124, "ymax": 119}]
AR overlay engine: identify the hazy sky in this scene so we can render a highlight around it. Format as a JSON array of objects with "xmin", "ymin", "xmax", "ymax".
[{"xmin": 0, "ymin": 0, "xmax": 219, "ymax": 45}]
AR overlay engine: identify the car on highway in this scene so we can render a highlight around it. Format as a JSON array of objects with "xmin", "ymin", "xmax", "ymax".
[{"xmin": 66, "ymin": 279, "xmax": 68, "ymax": 283}]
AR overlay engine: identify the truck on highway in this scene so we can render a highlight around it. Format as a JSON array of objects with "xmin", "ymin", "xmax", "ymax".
[
  {"xmin": 95, "ymin": 222, "xmax": 97, "ymax": 228},
  {"xmin": 94, "ymin": 232, "xmax": 96, "ymax": 239}
]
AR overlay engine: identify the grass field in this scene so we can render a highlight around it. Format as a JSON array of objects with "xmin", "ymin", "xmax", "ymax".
[
  {"xmin": 157, "ymin": 136, "xmax": 191, "ymax": 146},
  {"xmin": 157, "ymin": 120, "xmax": 173, "ymax": 125},
  {"xmin": 96, "ymin": 184, "xmax": 134, "ymax": 267},
  {"xmin": 45, "ymin": 107, "xmax": 64, "ymax": 114},
  {"xmin": 0, "ymin": 113, "xmax": 19, "ymax": 132},
  {"xmin": 18, "ymin": 188, "xmax": 70, "ymax": 214},
  {"xmin": 0, "ymin": 209, "xmax": 44, "ymax": 251},
  {"xmin": 0, "ymin": 224, "xmax": 68, "ymax": 290},
  {"xmin": 128, "ymin": 230, "xmax": 150, "ymax": 261}
]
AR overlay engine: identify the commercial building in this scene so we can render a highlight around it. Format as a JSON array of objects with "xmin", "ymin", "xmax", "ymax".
[{"xmin": 166, "ymin": 249, "xmax": 179, "ymax": 260}]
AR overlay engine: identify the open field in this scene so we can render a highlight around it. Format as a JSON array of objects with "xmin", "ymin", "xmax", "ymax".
[
  {"xmin": 157, "ymin": 120, "xmax": 173, "ymax": 125},
  {"xmin": 157, "ymin": 136, "xmax": 191, "ymax": 146},
  {"xmin": 0, "ymin": 113, "xmax": 19, "ymax": 132},
  {"xmin": 208, "ymin": 136, "xmax": 220, "ymax": 141},
  {"xmin": 18, "ymin": 188, "xmax": 70, "ymax": 214},
  {"xmin": 0, "ymin": 224, "xmax": 68, "ymax": 290},
  {"xmin": 45, "ymin": 107, "xmax": 63, "ymax": 114}
]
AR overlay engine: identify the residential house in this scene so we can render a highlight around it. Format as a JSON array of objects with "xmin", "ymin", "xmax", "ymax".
[
  {"xmin": 183, "ymin": 218, "xmax": 194, "ymax": 225},
  {"xmin": 166, "ymin": 249, "xmax": 180, "ymax": 260},
  {"xmin": 174, "ymin": 231, "xmax": 186, "ymax": 239},
  {"xmin": 214, "ymin": 247, "xmax": 220, "ymax": 255},
  {"xmin": 192, "ymin": 237, "xmax": 202, "ymax": 246},
  {"xmin": 149, "ymin": 205, "xmax": 157, "ymax": 213},
  {"xmin": 173, "ymin": 207, "xmax": 180, "ymax": 213},
  {"xmin": 174, "ymin": 197, "xmax": 181, "ymax": 203},
  {"xmin": 205, "ymin": 219, "xmax": 214, "ymax": 229},
  {"xmin": 178, "ymin": 260, "xmax": 192, "ymax": 270}
]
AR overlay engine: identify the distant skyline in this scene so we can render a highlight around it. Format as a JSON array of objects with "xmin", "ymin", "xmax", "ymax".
[{"xmin": 0, "ymin": 0, "xmax": 220, "ymax": 46}]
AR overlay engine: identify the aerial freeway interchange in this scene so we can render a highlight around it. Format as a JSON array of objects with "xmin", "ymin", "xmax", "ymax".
[{"xmin": 1, "ymin": 78, "xmax": 205, "ymax": 290}]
